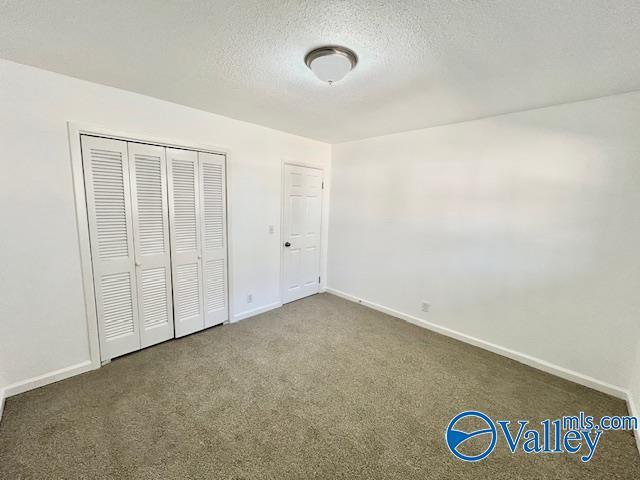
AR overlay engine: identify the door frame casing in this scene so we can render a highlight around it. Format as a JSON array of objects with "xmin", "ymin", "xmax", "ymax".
[
  {"xmin": 279, "ymin": 159, "xmax": 326, "ymax": 304},
  {"xmin": 68, "ymin": 122, "xmax": 235, "ymax": 369}
]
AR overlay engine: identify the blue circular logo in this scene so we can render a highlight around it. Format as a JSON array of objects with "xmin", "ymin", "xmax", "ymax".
[{"xmin": 445, "ymin": 411, "xmax": 497, "ymax": 462}]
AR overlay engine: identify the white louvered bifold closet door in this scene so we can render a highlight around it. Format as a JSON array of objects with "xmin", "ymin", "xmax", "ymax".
[
  {"xmin": 81, "ymin": 136, "xmax": 141, "ymax": 360},
  {"xmin": 199, "ymin": 152, "xmax": 228, "ymax": 327},
  {"xmin": 128, "ymin": 143, "xmax": 174, "ymax": 348},
  {"xmin": 167, "ymin": 148, "xmax": 205, "ymax": 337}
]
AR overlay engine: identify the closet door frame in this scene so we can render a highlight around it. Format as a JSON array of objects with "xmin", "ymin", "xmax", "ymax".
[{"xmin": 68, "ymin": 122, "xmax": 234, "ymax": 370}]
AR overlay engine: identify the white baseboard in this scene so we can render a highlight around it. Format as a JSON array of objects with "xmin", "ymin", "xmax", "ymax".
[
  {"xmin": 326, "ymin": 287, "xmax": 628, "ymax": 400},
  {"xmin": 233, "ymin": 301, "xmax": 282, "ymax": 322},
  {"xmin": 2, "ymin": 360, "xmax": 94, "ymax": 399},
  {"xmin": 627, "ymin": 392, "xmax": 640, "ymax": 454},
  {"xmin": 0, "ymin": 388, "xmax": 5, "ymax": 423}
]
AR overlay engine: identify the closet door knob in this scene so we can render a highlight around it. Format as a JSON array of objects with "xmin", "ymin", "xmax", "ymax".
[
  {"xmin": 135, "ymin": 261, "xmax": 141, "ymax": 267},
  {"xmin": 284, "ymin": 242, "xmax": 291, "ymax": 247}
]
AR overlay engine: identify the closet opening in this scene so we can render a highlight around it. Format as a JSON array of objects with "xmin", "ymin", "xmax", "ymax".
[{"xmin": 70, "ymin": 127, "xmax": 230, "ymax": 365}]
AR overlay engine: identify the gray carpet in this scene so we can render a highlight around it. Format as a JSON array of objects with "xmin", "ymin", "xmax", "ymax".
[{"xmin": 1, "ymin": 293, "xmax": 638, "ymax": 479}]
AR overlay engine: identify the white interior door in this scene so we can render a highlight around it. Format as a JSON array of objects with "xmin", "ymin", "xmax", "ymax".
[
  {"xmin": 128, "ymin": 142, "xmax": 174, "ymax": 348},
  {"xmin": 282, "ymin": 164, "xmax": 323, "ymax": 304},
  {"xmin": 167, "ymin": 148, "xmax": 204, "ymax": 337},
  {"xmin": 81, "ymin": 136, "xmax": 140, "ymax": 360},
  {"xmin": 199, "ymin": 152, "xmax": 228, "ymax": 327}
]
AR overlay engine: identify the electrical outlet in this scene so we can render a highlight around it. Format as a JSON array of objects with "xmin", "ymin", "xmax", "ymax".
[
  {"xmin": 247, "ymin": 293, "xmax": 253, "ymax": 304},
  {"xmin": 268, "ymin": 225, "xmax": 275, "ymax": 234},
  {"xmin": 422, "ymin": 301, "xmax": 430, "ymax": 313}
]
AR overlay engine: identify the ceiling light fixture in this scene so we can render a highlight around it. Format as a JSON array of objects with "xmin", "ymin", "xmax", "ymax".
[{"xmin": 305, "ymin": 46, "xmax": 358, "ymax": 85}]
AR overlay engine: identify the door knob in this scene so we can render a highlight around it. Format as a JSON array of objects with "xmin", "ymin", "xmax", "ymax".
[
  {"xmin": 284, "ymin": 242, "xmax": 291, "ymax": 247},
  {"xmin": 135, "ymin": 261, "xmax": 141, "ymax": 267}
]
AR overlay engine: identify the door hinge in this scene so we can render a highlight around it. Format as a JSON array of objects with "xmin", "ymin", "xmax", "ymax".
[
  {"xmin": 318, "ymin": 276, "xmax": 321, "ymax": 284},
  {"xmin": 321, "ymin": 181, "xmax": 324, "ymax": 190}
]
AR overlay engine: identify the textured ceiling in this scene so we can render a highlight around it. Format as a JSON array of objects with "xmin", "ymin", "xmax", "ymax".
[{"xmin": 1, "ymin": 1, "xmax": 640, "ymax": 143}]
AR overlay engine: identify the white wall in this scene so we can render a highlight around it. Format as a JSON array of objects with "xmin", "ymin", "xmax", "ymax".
[
  {"xmin": 0, "ymin": 59, "xmax": 330, "ymax": 395},
  {"xmin": 1, "ymin": 55, "xmax": 639, "ymax": 410},
  {"xmin": 329, "ymin": 92, "xmax": 640, "ymax": 392}
]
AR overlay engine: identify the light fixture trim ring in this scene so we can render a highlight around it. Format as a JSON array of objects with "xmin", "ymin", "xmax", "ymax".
[{"xmin": 304, "ymin": 46, "xmax": 358, "ymax": 70}]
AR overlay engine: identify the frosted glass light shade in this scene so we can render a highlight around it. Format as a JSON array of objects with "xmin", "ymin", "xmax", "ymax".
[{"xmin": 305, "ymin": 46, "xmax": 358, "ymax": 84}]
